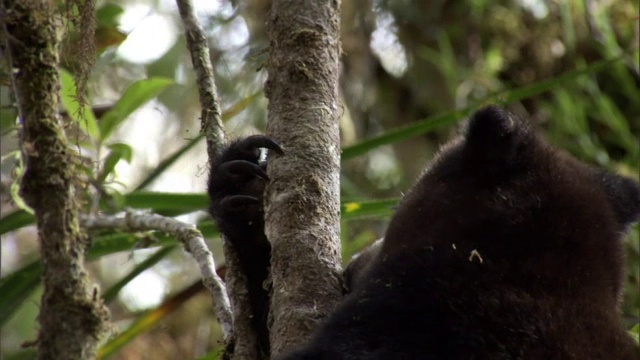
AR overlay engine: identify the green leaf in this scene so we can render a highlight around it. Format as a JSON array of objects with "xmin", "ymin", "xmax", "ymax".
[
  {"xmin": 99, "ymin": 78, "xmax": 174, "ymax": 141},
  {"xmin": 496, "ymin": 57, "xmax": 617, "ymax": 104},
  {"xmin": 100, "ymin": 143, "xmax": 133, "ymax": 182},
  {"xmin": 86, "ymin": 222, "xmax": 218, "ymax": 260},
  {"xmin": 592, "ymin": 95, "xmax": 638, "ymax": 154},
  {"xmin": 0, "ymin": 224, "xmax": 219, "ymax": 327},
  {"xmin": 0, "ymin": 108, "xmax": 18, "ymax": 134},
  {"xmin": 0, "ymin": 210, "xmax": 35, "ymax": 235},
  {"xmin": 342, "ymin": 109, "xmax": 473, "ymax": 160},
  {"xmin": 135, "ymin": 135, "xmax": 203, "ymax": 191},
  {"xmin": 630, "ymin": 323, "xmax": 639, "ymax": 343},
  {"xmin": 0, "ymin": 207, "xmax": 219, "ymax": 329},
  {"xmin": 1, "ymin": 349, "xmax": 37, "ymax": 360},
  {"xmin": 418, "ymin": 33, "xmax": 459, "ymax": 94},
  {"xmin": 109, "ymin": 190, "xmax": 127, "ymax": 210},
  {"xmin": 109, "ymin": 143, "xmax": 133, "ymax": 163},
  {"xmin": 341, "ymin": 199, "xmax": 398, "ymax": 220},
  {"xmin": 0, "ymin": 261, "xmax": 42, "ymax": 326},
  {"xmin": 95, "ymin": 4, "xmax": 127, "ymax": 51},
  {"xmin": 99, "ymin": 282, "xmax": 204, "ymax": 358},
  {"xmin": 1, "ymin": 192, "xmax": 209, "ymax": 236},
  {"xmin": 2, "ymin": 194, "xmax": 395, "ymax": 235},
  {"xmin": 59, "ymin": 69, "xmax": 100, "ymax": 140},
  {"xmin": 134, "ymin": 92, "xmax": 260, "ymax": 190},
  {"xmin": 559, "ymin": 0, "xmax": 576, "ymax": 54},
  {"xmin": 0, "ymin": 83, "xmax": 17, "ymax": 133},
  {"xmin": 123, "ymin": 192, "xmax": 209, "ymax": 216},
  {"xmin": 96, "ymin": 3, "xmax": 124, "ymax": 28},
  {"xmin": 341, "ymin": 229, "xmax": 380, "ymax": 262},
  {"xmin": 0, "ymin": 197, "xmax": 400, "ymax": 328},
  {"xmin": 342, "ymin": 56, "xmax": 621, "ymax": 160},
  {"xmin": 87, "ymin": 233, "xmax": 173, "ymax": 260},
  {"xmin": 195, "ymin": 351, "xmax": 223, "ymax": 360},
  {"xmin": 103, "ymin": 246, "xmax": 176, "ymax": 303},
  {"xmin": 0, "ymin": 198, "xmax": 401, "ymax": 328}
]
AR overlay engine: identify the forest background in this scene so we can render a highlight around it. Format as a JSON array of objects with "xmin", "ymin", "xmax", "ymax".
[{"xmin": 1, "ymin": 0, "xmax": 638, "ymax": 359}]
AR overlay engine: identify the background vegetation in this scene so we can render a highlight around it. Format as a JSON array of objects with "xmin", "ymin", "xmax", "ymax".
[{"xmin": 1, "ymin": 0, "xmax": 638, "ymax": 358}]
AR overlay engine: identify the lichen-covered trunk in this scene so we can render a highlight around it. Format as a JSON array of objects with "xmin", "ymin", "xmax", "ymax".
[
  {"xmin": 2, "ymin": 1, "xmax": 111, "ymax": 358},
  {"xmin": 264, "ymin": 0, "xmax": 343, "ymax": 356}
]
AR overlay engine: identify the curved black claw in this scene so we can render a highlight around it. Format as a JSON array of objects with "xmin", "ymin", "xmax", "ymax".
[
  {"xmin": 239, "ymin": 135, "xmax": 285, "ymax": 156},
  {"xmin": 220, "ymin": 195, "xmax": 260, "ymax": 212},
  {"xmin": 219, "ymin": 160, "xmax": 269, "ymax": 181},
  {"xmin": 206, "ymin": 135, "xmax": 277, "ymax": 357}
]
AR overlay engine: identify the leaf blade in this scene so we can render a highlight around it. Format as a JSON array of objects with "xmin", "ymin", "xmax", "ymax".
[{"xmin": 99, "ymin": 78, "xmax": 174, "ymax": 141}]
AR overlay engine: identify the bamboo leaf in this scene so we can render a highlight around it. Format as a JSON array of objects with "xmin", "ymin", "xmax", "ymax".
[
  {"xmin": 100, "ymin": 143, "xmax": 133, "ymax": 182},
  {"xmin": 0, "ymin": 261, "xmax": 42, "ymax": 326},
  {"xmin": 123, "ymin": 192, "xmax": 208, "ymax": 216},
  {"xmin": 342, "ymin": 109, "xmax": 472, "ymax": 160},
  {"xmin": 134, "ymin": 134, "xmax": 203, "ymax": 191},
  {"xmin": 0, "ymin": 197, "xmax": 399, "ymax": 326},
  {"xmin": 60, "ymin": 69, "xmax": 100, "ymax": 139},
  {"xmin": 630, "ymin": 323, "xmax": 639, "ymax": 343},
  {"xmin": 99, "ymin": 78, "xmax": 174, "ymax": 141},
  {"xmin": 98, "ymin": 282, "xmax": 204, "ymax": 358},
  {"xmin": 0, "ymin": 210, "xmax": 35, "ymax": 235},
  {"xmin": 103, "ymin": 246, "xmax": 176, "ymax": 303},
  {"xmin": 342, "ymin": 57, "xmax": 620, "ymax": 160},
  {"xmin": 341, "ymin": 199, "xmax": 398, "ymax": 219},
  {"xmin": 134, "ymin": 92, "xmax": 260, "ymax": 191},
  {"xmin": 1, "ymin": 192, "xmax": 209, "ymax": 235},
  {"xmin": 0, "ymin": 223, "xmax": 219, "ymax": 327}
]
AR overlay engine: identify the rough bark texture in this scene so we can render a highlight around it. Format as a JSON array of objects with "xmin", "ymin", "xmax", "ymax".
[
  {"xmin": 81, "ymin": 211, "xmax": 233, "ymax": 339},
  {"xmin": 176, "ymin": 0, "xmax": 226, "ymax": 160},
  {"xmin": 222, "ymin": 257, "xmax": 260, "ymax": 360},
  {"xmin": 264, "ymin": 0, "xmax": 343, "ymax": 356},
  {"xmin": 175, "ymin": 2, "xmax": 253, "ymax": 357},
  {"xmin": 2, "ymin": 1, "xmax": 111, "ymax": 359}
]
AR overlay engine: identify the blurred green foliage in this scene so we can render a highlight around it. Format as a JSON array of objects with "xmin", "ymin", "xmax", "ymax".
[{"xmin": 0, "ymin": 0, "xmax": 638, "ymax": 358}]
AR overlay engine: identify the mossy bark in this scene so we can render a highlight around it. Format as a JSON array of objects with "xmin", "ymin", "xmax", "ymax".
[
  {"xmin": 264, "ymin": 0, "xmax": 343, "ymax": 356},
  {"xmin": 2, "ymin": 1, "xmax": 111, "ymax": 359}
]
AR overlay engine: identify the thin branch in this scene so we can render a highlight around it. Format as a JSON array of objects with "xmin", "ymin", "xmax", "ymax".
[
  {"xmin": 81, "ymin": 210, "xmax": 233, "ymax": 340},
  {"xmin": 175, "ymin": 0, "xmax": 260, "ymax": 357},
  {"xmin": 175, "ymin": 0, "xmax": 226, "ymax": 158}
]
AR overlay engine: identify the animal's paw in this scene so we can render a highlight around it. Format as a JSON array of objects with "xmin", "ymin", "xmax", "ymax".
[{"xmin": 207, "ymin": 135, "xmax": 283, "ymax": 240}]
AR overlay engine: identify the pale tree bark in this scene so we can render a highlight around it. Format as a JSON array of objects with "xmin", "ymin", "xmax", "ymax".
[
  {"xmin": 1, "ymin": 1, "xmax": 111, "ymax": 359},
  {"xmin": 80, "ymin": 210, "xmax": 233, "ymax": 339},
  {"xmin": 264, "ymin": 0, "xmax": 343, "ymax": 356},
  {"xmin": 175, "ymin": 0, "xmax": 261, "ymax": 357},
  {"xmin": 175, "ymin": 0, "xmax": 226, "ymax": 160}
]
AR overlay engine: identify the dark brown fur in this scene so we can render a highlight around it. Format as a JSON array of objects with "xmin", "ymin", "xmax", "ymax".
[{"xmin": 209, "ymin": 107, "xmax": 640, "ymax": 359}]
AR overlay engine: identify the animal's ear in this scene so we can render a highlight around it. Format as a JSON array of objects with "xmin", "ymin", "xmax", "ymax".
[
  {"xmin": 462, "ymin": 106, "xmax": 529, "ymax": 165},
  {"xmin": 598, "ymin": 171, "xmax": 640, "ymax": 229}
]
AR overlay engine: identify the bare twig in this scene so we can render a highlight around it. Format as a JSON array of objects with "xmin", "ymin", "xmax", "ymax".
[
  {"xmin": 175, "ymin": 0, "xmax": 226, "ymax": 158},
  {"xmin": 175, "ymin": 0, "xmax": 261, "ymax": 357},
  {"xmin": 81, "ymin": 210, "xmax": 233, "ymax": 340}
]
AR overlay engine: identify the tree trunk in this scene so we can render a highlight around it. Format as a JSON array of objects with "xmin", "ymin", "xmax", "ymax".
[
  {"xmin": 264, "ymin": 0, "xmax": 343, "ymax": 356},
  {"xmin": 2, "ymin": 1, "xmax": 111, "ymax": 359}
]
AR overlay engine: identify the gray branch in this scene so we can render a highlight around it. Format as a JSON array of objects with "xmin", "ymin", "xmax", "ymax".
[
  {"xmin": 175, "ymin": 0, "xmax": 262, "ymax": 357},
  {"xmin": 81, "ymin": 211, "xmax": 233, "ymax": 340},
  {"xmin": 175, "ymin": 0, "xmax": 226, "ymax": 159}
]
